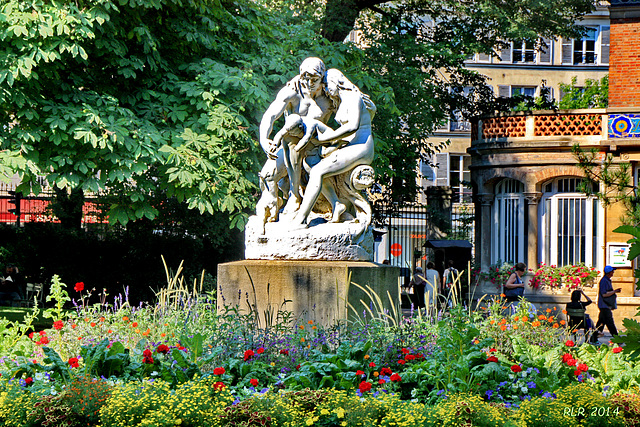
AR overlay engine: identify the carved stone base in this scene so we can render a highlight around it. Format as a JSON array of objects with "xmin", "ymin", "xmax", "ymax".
[{"xmin": 244, "ymin": 215, "xmax": 374, "ymax": 261}]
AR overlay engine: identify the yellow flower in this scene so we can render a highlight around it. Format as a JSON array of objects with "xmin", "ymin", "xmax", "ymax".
[
  {"xmin": 374, "ymin": 371, "xmax": 379, "ymax": 377},
  {"xmin": 336, "ymin": 408, "xmax": 345, "ymax": 418},
  {"xmin": 320, "ymin": 409, "xmax": 330, "ymax": 415},
  {"xmin": 364, "ymin": 354, "xmax": 370, "ymax": 360}
]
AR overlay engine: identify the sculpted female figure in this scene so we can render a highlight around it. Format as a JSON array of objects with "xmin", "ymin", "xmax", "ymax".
[{"xmin": 291, "ymin": 68, "xmax": 376, "ymax": 227}]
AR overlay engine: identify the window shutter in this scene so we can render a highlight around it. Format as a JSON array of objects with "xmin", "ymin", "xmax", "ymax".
[
  {"xmin": 435, "ymin": 153, "xmax": 449, "ymax": 186},
  {"xmin": 498, "ymin": 85, "xmax": 511, "ymax": 98},
  {"xmin": 600, "ymin": 26, "xmax": 610, "ymax": 64},
  {"xmin": 545, "ymin": 87, "xmax": 554, "ymax": 103},
  {"xmin": 500, "ymin": 44, "xmax": 512, "ymax": 62},
  {"xmin": 539, "ymin": 38, "xmax": 551, "ymax": 63},
  {"xmin": 562, "ymin": 38, "xmax": 573, "ymax": 64}
]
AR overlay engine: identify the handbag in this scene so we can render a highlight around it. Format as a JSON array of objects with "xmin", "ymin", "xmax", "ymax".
[{"xmin": 504, "ymin": 286, "xmax": 524, "ymax": 298}]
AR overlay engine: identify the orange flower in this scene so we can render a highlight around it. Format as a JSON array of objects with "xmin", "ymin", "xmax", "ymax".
[
  {"xmin": 546, "ymin": 308, "xmax": 552, "ymax": 313},
  {"xmin": 142, "ymin": 328, "xmax": 150, "ymax": 336},
  {"xmin": 300, "ymin": 337, "xmax": 305, "ymax": 343},
  {"xmin": 547, "ymin": 316, "xmax": 554, "ymax": 322},
  {"xmin": 553, "ymin": 323, "xmax": 559, "ymax": 328},
  {"xmin": 71, "ymin": 324, "xmax": 77, "ymax": 329},
  {"xmin": 132, "ymin": 322, "xmax": 138, "ymax": 328},
  {"xmin": 364, "ymin": 354, "xmax": 370, "ymax": 360},
  {"xmin": 499, "ymin": 318, "xmax": 507, "ymax": 325},
  {"xmin": 161, "ymin": 333, "xmax": 166, "ymax": 338},
  {"xmin": 500, "ymin": 293, "xmax": 505, "ymax": 298},
  {"xmin": 521, "ymin": 317, "xmax": 528, "ymax": 322},
  {"xmin": 135, "ymin": 329, "xmax": 140, "ymax": 334},
  {"xmin": 99, "ymin": 316, "xmax": 105, "ymax": 322},
  {"xmin": 538, "ymin": 315, "xmax": 546, "ymax": 320},
  {"xmin": 490, "ymin": 320, "xmax": 496, "ymax": 325},
  {"xmin": 500, "ymin": 325, "xmax": 507, "ymax": 331},
  {"xmin": 90, "ymin": 322, "xmax": 96, "ymax": 327},
  {"xmin": 560, "ymin": 320, "xmax": 566, "ymax": 325},
  {"xmin": 299, "ymin": 325, "xmax": 304, "ymax": 330},
  {"xmin": 513, "ymin": 316, "xmax": 519, "ymax": 322},
  {"xmin": 308, "ymin": 320, "xmax": 314, "ymax": 325},
  {"xmin": 513, "ymin": 325, "xmax": 518, "ymax": 330},
  {"xmin": 473, "ymin": 339, "xmax": 480, "ymax": 344},
  {"xmin": 553, "ymin": 306, "xmax": 557, "ymax": 311},
  {"xmin": 532, "ymin": 321, "xmax": 541, "ymax": 327},
  {"xmin": 562, "ymin": 310, "xmax": 567, "ymax": 314},
  {"xmin": 123, "ymin": 316, "xmax": 129, "ymax": 322},
  {"xmin": 107, "ymin": 329, "xmax": 112, "ymax": 334}
]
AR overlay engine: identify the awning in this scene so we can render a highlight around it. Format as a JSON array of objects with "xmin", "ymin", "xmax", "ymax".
[{"xmin": 423, "ymin": 239, "xmax": 473, "ymax": 249}]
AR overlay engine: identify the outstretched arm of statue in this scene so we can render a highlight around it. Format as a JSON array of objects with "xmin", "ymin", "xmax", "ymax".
[{"xmin": 259, "ymin": 86, "xmax": 297, "ymax": 154}]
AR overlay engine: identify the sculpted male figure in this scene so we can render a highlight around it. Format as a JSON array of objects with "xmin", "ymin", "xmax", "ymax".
[{"xmin": 257, "ymin": 57, "xmax": 334, "ymax": 225}]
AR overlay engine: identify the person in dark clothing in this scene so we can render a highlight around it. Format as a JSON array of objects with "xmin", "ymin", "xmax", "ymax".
[
  {"xmin": 566, "ymin": 289, "xmax": 593, "ymax": 335},
  {"xmin": 410, "ymin": 267, "xmax": 426, "ymax": 309},
  {"xmin": 0, "ymin": 264, "xmax": 24, "ymax": 304},
  {"xmin": 592, "ymin": 265, "xmax": 621, "ymax": 343}
]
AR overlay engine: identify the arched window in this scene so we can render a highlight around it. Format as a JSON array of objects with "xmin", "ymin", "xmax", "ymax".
[
  {"xmin": 492, "ymin": 179, "xmax": 525, "ymax": 264},
  {"xmin": 539, "ymin": 177, "xmax": 601, "ymax": 267}
]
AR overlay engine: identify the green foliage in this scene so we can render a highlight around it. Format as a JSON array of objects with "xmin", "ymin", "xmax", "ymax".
[
  {"xmin": 559, "ymin": 76, "xmax": 609, "ymax": 109},
  {"xmin": 42, "ymin": 275, "xmax": 70, "ymax": 322},
  {"xmin": 431, "ymin": 392, "xmax": 509, "ymax": 426}
]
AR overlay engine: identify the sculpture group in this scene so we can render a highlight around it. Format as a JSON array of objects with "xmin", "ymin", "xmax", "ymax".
[{"xmin": 255, "ymin": 57, "xmax": 376, "ymax": 236}]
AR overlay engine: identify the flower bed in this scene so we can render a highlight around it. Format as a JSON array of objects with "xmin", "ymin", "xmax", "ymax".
[
  {"xmin": 0, "ymin": 275, "xmax": 638, "ymax": 426},
  {"xmin": 478, "ymin": 262, "xmax": 599, "ymax": 291}
]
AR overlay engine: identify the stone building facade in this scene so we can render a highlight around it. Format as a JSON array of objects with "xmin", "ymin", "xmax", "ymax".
[{"xmin": 469, "ymin": 1, "xmax": 640, "ymax": 326}]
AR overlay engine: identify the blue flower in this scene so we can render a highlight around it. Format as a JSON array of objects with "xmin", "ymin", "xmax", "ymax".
[
  {"xmin": 527, "ymin": 381, "xmax": 536, "ymax": 389},
  {"xmin": 485, "ymin": 389, "xmax": 494, "ymax": 400}
]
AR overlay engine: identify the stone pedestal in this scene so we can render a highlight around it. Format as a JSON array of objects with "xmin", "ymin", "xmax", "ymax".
[{"xmin": 217, "ymin": 260, "xmax": 400, "ymax": 325}]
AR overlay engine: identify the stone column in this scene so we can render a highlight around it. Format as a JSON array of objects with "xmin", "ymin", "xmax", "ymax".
[
  {"xmin": 477, "ymin": 193, "xmax": 494, "ymax": 271},
  {"xmin": 524, "ymin": 192, "xmax": 542, "ymax": 270}
]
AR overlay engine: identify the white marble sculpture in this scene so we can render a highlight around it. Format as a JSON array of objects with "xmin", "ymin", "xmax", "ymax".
[{"xmin": 247, "ymin": 59, "xmax": 376, "ymax": 261}]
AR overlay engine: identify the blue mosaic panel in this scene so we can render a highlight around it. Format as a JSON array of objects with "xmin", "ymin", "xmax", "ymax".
[{"xmin": 609, "ymin": 114, "xmax": 640, "ymax": 138}]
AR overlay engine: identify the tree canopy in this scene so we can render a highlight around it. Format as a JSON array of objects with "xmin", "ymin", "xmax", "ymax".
[{"xmin": 0, "ymin": 0, "xmax": 596, "ymax": 227}]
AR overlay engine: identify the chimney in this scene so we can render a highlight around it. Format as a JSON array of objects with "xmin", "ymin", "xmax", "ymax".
[{"xmin": 609, "ymin": 1, "xmax": 640, "ymax": 108}]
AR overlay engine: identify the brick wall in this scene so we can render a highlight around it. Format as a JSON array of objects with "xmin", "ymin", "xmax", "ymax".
[{"xmin": 610, "ymin": 14, "xmax": 640, "ymax": 107}]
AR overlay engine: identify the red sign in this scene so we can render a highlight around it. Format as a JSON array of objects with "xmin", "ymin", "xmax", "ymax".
[{"xmin": 390, "ymin": 243, "xmax": 402, "ymax": 257}]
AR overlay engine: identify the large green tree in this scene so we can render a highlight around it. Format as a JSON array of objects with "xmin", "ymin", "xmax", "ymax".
[{"xmin": 1, "ymin": 0, "xmax": 596, "ymax": 228}]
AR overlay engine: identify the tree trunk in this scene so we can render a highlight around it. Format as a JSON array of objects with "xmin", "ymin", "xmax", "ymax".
[{"xmin": 51, "ymin": 188, "xmax": 85, "ymax": 230}]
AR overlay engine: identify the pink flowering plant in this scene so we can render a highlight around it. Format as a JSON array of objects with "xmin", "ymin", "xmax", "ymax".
[
  {"xmin": 528, "ymin": 263, "xmax": 598, "ymax": 290},
  {"xmin": 477, "ymin": 261, "xmax": 516, "ymax": 288}
]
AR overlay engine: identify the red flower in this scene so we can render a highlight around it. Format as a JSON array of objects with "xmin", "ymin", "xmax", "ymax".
[
  {"xmin": 380, "ymin": 367, "xmax": 393, "ymax": 376},
  {"xmin": 213, "ymin": 381, "xmax": 225, "ymax": 390},
  {"xmin": 574, "ymin": 369, "xmax": 581, "ymax": 376},
  {"xmin": 578, "ymin": 363, "xmax": 588, "ymax": 372},
  {"xmin": 356, "ymin": 370, "xmax": 365, "ymax": 376},
  {"xmin": 214, "ymin": 367, "xmax": 226, "ymax": 376},
  {"xmin": 53, "ymin": 320, "xmax": 64, "ymax": 330},
  {"xmin": 565, "ymin": 340, "xmax": 575, "ymax": 347},
  {"xmin": 68, "ymin": 357, "xmax": 79, "ymax": 368},
  {"xmin": 37, "ymin": 336, "xmax": 50, "ymax": 345},
  {"xmin": 613, "ymin": 347, "xmax": 623, "ymax": 354},
  {"xmin": 28, "ymin": 332, "xmax": 34, "ymax": 340},
  {"xmin": 390, "ymin": 373, "xmax": 402, "ymax": 382},
  {"xmin": 143, "ymin": 349, "xmax": 154, "ymax": 364},
  {"xmin": 74, "ymin": 282, "xmax": 85, "ymax": 292},
  {"xmin": 256, "ymin": 347, "xmax": 264, "ymax": 354},
  {"xmin": 487, "ymin": 356, "xmax": 499, "ymax": 363},
  {"xmin": 562, "ymin": 353, "xmax": 573, "ymax": 363},
  {"xmin": 244, "ymin": 349, "xmax": 255, "ymax": 361},
  {"xmin": 489, "ymin": 348, "xmax": 497, "ymax": 352},
  {"xmin": 295, "ymin": 364, "xmax": 300, "ymax": 370},
  {"xmin": 156, "ymin": 344, "xmax": 170, "ymax": 354},
  {"xmin": 250, "ymin": 378, "xmax": 258, "ymax": 387},
  {"xmin": 511, "ymin": 365, "xmax": 523, "ymax": 373},
  {"xmin": 405, "ymin": 354, "xmax": 415, "ymax": 361},
  {"xmin": 401, "ymin": 348, "xmax": 410, "ymax": 355},
  {"xmin": 24, "ymin": 377, "xmax": 33, "ymax": 386},
  {"xmin": 566, "ymin": 358, "xmax": 576, "ymax": 367},
  {"xmin": 279, "ymin": 349, "xmax": 289, "ymax": 355},
  {"xmin": 368, "ymin": 362, "xmax": 376, "ymax": 368},
  {"xmin": 378, "ymin": 378, "xmax": 386, "ymax": 385},
  {"xmin": 358, "ymin": 381, "xmax": 372, "ymax": 393},
  {"xmin": 397, "ymin": 360, "xmax": 406, "ymax": 365}
]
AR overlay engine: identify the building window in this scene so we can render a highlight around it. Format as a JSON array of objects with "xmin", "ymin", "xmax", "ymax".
[
  {"xmin": 539, "ymin": 177, "xmax": 600, "ymax": 267},
  {"xmin": 427, "ymin": 153, "xmax": 472, "ymax": 203},
  {"xmin": 511, "ymin": 86, "xmax": 536, "ymax": 98},
  {"xmin": 492, "ymin": 179, "xmax": 525, "ymax": 264},
  {"xmin": 513, "ymin": 41, "xmax": 535, "ymax": 63},
  {"xmin": 562, "ymin": 26, "xmax": 609, "ymax": 65}
]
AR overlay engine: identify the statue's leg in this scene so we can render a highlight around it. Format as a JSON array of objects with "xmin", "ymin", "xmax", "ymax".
[
  {"xmin": 282, "ymin": 135, "xmax": 303, "ymax": 214},
  {"xmin": 321, "ymin": 179, "xmax": 347, "ymax": 223}
]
